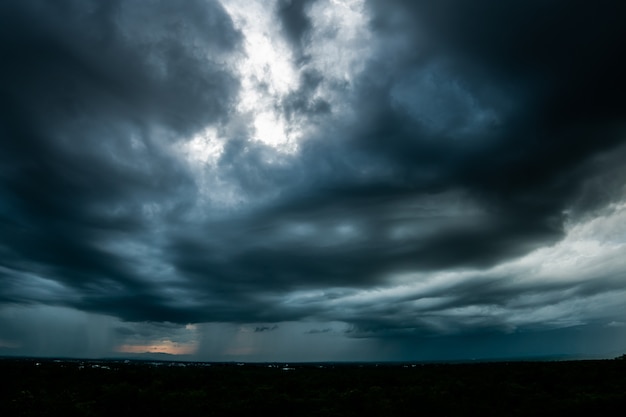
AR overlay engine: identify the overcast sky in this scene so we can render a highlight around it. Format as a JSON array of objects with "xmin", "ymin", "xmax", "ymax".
[{"xmin": 1, "ymin": 0, "xmax": 626, "ymax": 362}]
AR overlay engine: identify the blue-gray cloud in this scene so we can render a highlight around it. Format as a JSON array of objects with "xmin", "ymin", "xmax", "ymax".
[{"xmin": 1, "ymin": 0, "xmax": 626, "ymax": 361}]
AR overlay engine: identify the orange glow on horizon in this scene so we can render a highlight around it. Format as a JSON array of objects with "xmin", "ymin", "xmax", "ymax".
[{"xmin": 115, "ymin": 340, "xmax": 198, "ymax": 355}]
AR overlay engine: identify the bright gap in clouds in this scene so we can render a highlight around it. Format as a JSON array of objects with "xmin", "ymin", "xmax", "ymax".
[
  {"xmin": 182, "ymin": 0, "xmax": 374, "ymax": 164},
  {"xmin": 179, "ymin": 0, "xmax": 303, "ymax": 171},
  {"xmin": 177, "ymin": 0, "xmax": 374, "ymax": 209},
  {"xmin": 222, "ymin": 0, "xmax": 301, "ymax": 151}
]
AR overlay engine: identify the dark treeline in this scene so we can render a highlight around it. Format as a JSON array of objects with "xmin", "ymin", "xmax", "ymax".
[{"xmin": 1, "ymin": 357, "xmax": 625, "ymax": 416}]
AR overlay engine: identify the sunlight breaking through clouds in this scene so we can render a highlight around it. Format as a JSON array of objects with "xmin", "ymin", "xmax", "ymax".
[{"xmin": 222, "ymin": 0, "xmax": 301, "ymax": 150}]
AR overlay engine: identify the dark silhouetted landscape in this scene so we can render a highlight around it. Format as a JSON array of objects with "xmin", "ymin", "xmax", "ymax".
[{"xmin": 2, "ymin": 356, "xmax": 625, "ymax": 416}]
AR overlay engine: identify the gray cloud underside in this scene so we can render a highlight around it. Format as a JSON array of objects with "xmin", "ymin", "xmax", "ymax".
[{"xmin": 1, "ymin": 0, "xmax": 626, "ymax": 340}]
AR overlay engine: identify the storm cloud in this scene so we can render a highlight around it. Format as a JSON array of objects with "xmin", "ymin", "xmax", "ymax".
[{"xmin": 1, "ymin": 0, "xmax": 625, "ymax": 361}]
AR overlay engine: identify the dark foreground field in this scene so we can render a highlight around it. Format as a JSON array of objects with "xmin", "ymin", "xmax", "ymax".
[{"xmin": 1, "ymin": 357, "xmax": 625, "ymax": 416}]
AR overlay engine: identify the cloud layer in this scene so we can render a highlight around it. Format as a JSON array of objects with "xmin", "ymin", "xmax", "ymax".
[{"xmin": 1, "ymin": 0, "xmax": 626, "ymax": 360}]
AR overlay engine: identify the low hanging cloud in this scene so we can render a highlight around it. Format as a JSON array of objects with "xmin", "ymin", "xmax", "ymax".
[{"xmin": 1, "ymin": 0, "xmax": 626, "ymax": 360}]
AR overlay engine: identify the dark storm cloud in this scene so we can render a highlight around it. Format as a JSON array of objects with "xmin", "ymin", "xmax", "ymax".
[
  {"xmin": 259, "ymin": 0, "xmax": 626, "ymax": 270},
  {"xmin": 280, "ymin": 69, "xmax": 331, "ymax": 121},
  {"xmin": 276, "ymin": 0, "xmax": 316, "ymax": 50},
  {"xmin": 167, "ymin": 187, "xmax": 551, "ymax": 310},
  {"xmin": 255, "ymin": 325, "xmax": 279, "ymax": 332},
  {"xmin": 1, "ymin": 0, "xmax": 626, "ymax": 353},
  {"xmin": 305, "ymin": 328, "xmax": 331, "ymax": 334},
  {"xmin": 341, "ymin": 272, "xmax": 626, "ymax": 339},
  {"xmin": 0, "ymin": 0, "xmax": 241, "ymax": 321},
  {"xmin": 165, "ymin": 0, "xmax": 626, "ymax": 332},
  {"xmin": 363, "ymin": 0, "xmax": 626, "ymax": 166},
  {"xmin": 196, "ymin": 0, "xmax": 626, "ymax": 303}
]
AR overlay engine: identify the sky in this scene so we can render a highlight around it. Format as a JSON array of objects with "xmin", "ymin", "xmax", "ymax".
[{"xmin": 1, "ymin": 0, "xmax": 626, "ymax": 362}]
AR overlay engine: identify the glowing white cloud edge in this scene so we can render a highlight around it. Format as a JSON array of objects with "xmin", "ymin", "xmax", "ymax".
[{"xmin": 181, "ymin": 0, "xmax": 373, "ymax": 161}]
